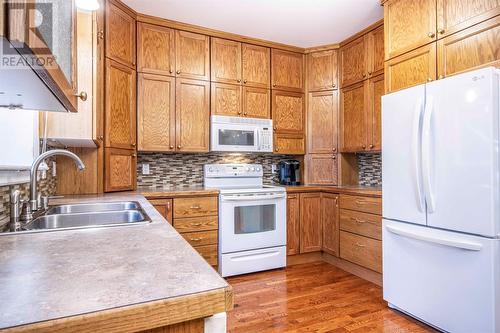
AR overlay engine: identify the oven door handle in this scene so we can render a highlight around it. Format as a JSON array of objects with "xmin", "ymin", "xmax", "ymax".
[{"xmin": 221, "ymin": 194, "xmax": 286, "ymax": 202}]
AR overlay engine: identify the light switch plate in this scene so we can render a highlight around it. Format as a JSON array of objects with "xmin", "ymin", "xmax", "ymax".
[{"xmin": 142, "ymin": 163, "xmax": 150, "ymax": 175}]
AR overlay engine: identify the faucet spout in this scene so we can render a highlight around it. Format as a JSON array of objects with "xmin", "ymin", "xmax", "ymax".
[{"xmin": 30, "ymin": 149, "xmax": 86, "ymax": 211}]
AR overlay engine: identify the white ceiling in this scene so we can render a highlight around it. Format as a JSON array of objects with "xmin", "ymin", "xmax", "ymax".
[{"xmin": 122, "ymin": 0, "xmax": 383, "ymax": 48}]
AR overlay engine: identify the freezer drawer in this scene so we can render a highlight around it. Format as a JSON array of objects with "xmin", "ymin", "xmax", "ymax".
[{"xmin": 383, "ymin": 219, "xmax": 500, "ymax": 333}]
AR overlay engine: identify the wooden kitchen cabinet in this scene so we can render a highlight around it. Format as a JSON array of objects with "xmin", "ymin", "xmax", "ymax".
[
  {"xmin": 274, "ymin": 134, "xmax": 305, "ymax": 155},
  {"xmin": 306, "ymin": 154, "xmax": 338, "ymax": 185},
  {"xmin": 149, "ymin": 199, "xmax": 173, "ymax": 223},
  {"xmin": 340, "ymin": 231, "xmax": 382, "ymax": 273},
  {"xmin": 271, "ymin": 49, "xmax": 304, "ymax": 92},
  {"xmin": 340, "ymin": 36, "xmax": 367, "ymax": 87},
  {"xmin": 384, "ymin": 0, "xmax": 437, "ymax": 60},
  {"xmin": 176, "ymin": 79, "xmax": 210, "ymax": 152},
  {"xmin": 137, "ymin": 73, "xmax": 175, "ymax": 152},
  {"xmin": 175, "ymin": 31, "xmax": 210, "ymax": 81},
  {"xmin": 105, "ymin": 59, "xmax": 137, "ymax": 150},
  {"xmin": 243, "ymin": 87, "xmax": 270, "ymax": 118},
  {"xmin": 272, "ymin": 90, "xmax": 305, "ymax": 134},
  {"xmin": 104, "ymin": 148, "xmax": 137, "ymax": 192},
  {"xmin": 308, "ymin": 90, "xmax": 338, "ymax": 154},
  {"xmin": 137, "ymin": 23, "xmax": 175, "ymax": 76},
  {"xmin": 242, "ymin": 44, "xmax": 271, "ymax": 88},
  {"xmin": 340, "ymin": 81, "xmax": 367, "ymax": 152},
  {"xmin": 211, "ymin": 83, "xmax": 242, "ymax": 117},
  {"xmin": 300, "ymin": 193, "xmax": 322, "ymax": 253},
  {"xmin": 307, "ymin": 50, "xmax": 338, "ymax": 91},
  {"xmin": 385, "ymin": 43, "xmax": 437, "ymax": 93},
  {"xmin": 367, "ymin": 25, "xmax": 385, "ymax": 76},
  {"xmin": 106, "ymin": 1, "xmax": 136, "ymax": 69},
  {"xmin": 367, "ymin": 74, "xmax": 384, "ymax": 151},
  {"xmin": 211, "ymin": 38, "xmax": 242, "ymax": 84},
  {"xmin": 437, "ymin": 0, "xmax": 500, "ymax": 38},
  {"xmin": 287, "ymin": 194, "xmax": 301, "ymax": 256},
  {"xmin": 437, "ymin": 16, "xmax": 500, "ymax": 79},
  {"xmin": 322, "ymin": 193, "xmax": 340, "ymax": 257}
]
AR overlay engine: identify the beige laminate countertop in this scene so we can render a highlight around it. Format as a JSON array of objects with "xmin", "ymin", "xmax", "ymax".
[{"xmin": 0, "ymin": 193, "xmax": 230, "ymax": 332}]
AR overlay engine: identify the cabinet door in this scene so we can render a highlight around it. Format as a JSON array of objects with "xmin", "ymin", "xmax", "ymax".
[
  {"xmin": 149, "ymin": 199, "xmax": 173, "ymax": 224},
  {"xmin": 340, "ymin": 36, "xmax": 367, "ymax": 87},
  {"xmin": 385, "ymin": 43, "xmax": 437, "ymax": 93},
  {"xmin": 368, "ymin": 25, "xmax": 385, "ymax": 77},
  {"xmin": 437, "ymin": 0, "xmax": 500, "ymax": 37},
  {"xmin": 211, "ymin": 83, "xmax": 242, "ymax": 117},
  {"xmin": 104, "ymin": 148, "xmax": 136, "ymax": 192},
  {"xmin": 274, "ymin": 134, "xmax": 305, "ymax": 155},
  {"xmin": 308, "ymin": 90, "xmax": 338, "ymax": 154},
  {"xmin": 437, "ymin": 16, "xmax": 500, "ymax": 79},
  {"xmin": 242, "ymin": 44, "xmax": 271, "ymax": 88},
  {"xmin": 137, "ymin": 23, "xmax": 175, "ymax": 76},
  {"xmin": 384, "ymin": 0, "xmax": 437, "ymax": 60},
  {"xmin": 367, "ymin": 74, "xmax": 384, "ymax": 151},
  {"xmin": 137, "ymin": 74, "xmax": 175, "ymax": 152},
  {"xmin": 300, "ymin": 193, "xmax": 322, "ymax": 253},
  {"xmin": 271, "ymin": 49, "xmax": 304, "ymax": 92},
  {"xmin": 106, "ymin": 2, "xmax": 136, "ymax": 69},
  {"xmin": 307, "ymin": 50, "xmax": 338, "ymax": 91},
  {"xmin": 105, "ymin": 59, "xmax": 137, "ymax": 149},
  {"xmin": 340, "ymin": 81, "xmax": 367, "ymax": 152},
  {"xmin": 211, "ymin": 38, "xmax": 242, "ymax": 84},
  {"xmin": 176, "ymin": 79, "xmax": 210, "ymax": 152},
  {"xmin": 243, "ymin": 87, "xmax": 270, "ymax": 119},
  {"xmin": 322, "ymin": 193, "xmax": 340, "ymax": 257},
  {"xmin": 306, "ymin": 154, "xmax": 338, "ymax": 185},
  {"xmin": 287, "ymin": 194, "xmax": 301, "ymax": 256},
  {"xmin": 175, "ymin": 31, "xmax": 210, "ymax": 81},
  {"xmin": 272, "ymin": 90, "xmax": 304, "ymax": 134}
]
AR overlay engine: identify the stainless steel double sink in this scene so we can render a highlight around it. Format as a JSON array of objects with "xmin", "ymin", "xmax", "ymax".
[{"xmin": 23, "ymin": 201, "xmax": 151, "ymax": 232}]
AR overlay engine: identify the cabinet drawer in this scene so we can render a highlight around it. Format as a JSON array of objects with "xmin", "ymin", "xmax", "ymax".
[
  {"xmin": 174, "ymin": 197, "xmax": 218, "ymax": 218},
  {"xmin": 340, "ymin": 209, "xmax": 381, "ymax": 240},
  {"xmin": 195, "ymin": 244, "xmax": 218, "ymax": 266},
  {"xmin": 339, "ymin": 195, "xmax": 381, "ymax": 215},
  {"xmin": 182, "ymin": 230, "xmax": 218, "ymax": 247},
  {"xmin": 174, "ymin": 216, "xmax": 218, "ymax": 232},
  {"xmin": 340, "ymin": 231, "xmax": 382, "ymax": 273}
]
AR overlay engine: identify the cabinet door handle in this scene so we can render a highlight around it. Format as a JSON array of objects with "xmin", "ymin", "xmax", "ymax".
[
  {"xmin": 275, "ymin": 148, "xmax": 279, "ymax": 152},
  {"xmin": 427, "ymin": 78, "xmax": 433, "ymax": 82},
  {"xmin": 369, "ymin": 144, "xmax": 374, "ymax": 149},
  {"xmin": 428, "ymin": 32, "xmax": 436, "ymax": 38},
  {"xmin": 170, "ymin": 145, "xmax": 174, "ymax": 149},
  {"xmin": 169, "ymin": 69, "xmax": 173, "ymax": 74},
  {"xmin": 132, "ymin": 154, "xmax": 137, "ymax": 158},
  {"xmin": 438, "ymin": 29, "xmax": 445, "ymax": 35},
  {"xmin": 332, "ymin": 84, "xmax": 336, "ymax": 88},
  {"xmin": 176, "ymin": 70, "xmax": 181, "ymax": 74},
  {"xmin": 332, "ymin": 155, "xmax": 336, "ymax": 160},
  {"xmin": 237, "ymin": 79, "xmax": 241, "ymax": 83},
  {"xmin": 243, "ymin": 80, "xmax": 247, "ymax": 84},
  {"xmin": 75, "ymin": 91, "xmax": 88, "ymax": 101},
  {"xmin": 273, "ymin": 83, "xmax": 277, "ymax": 87},
  {"xmin": 177, "ymin": 145, "xmax": 182, "ymax": 149},
  {"xmin": 362, "ymin": 145, "xmax": 366, "ymax": 149},
  {"xmin": 166, "ymin": 201, "xmax": 171, "ymax": 210}
]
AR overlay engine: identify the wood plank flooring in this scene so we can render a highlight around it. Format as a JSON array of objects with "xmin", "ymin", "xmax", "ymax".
[{"xmin": 226, "ymin": 262, "xmax": 436, "ymax": 333}]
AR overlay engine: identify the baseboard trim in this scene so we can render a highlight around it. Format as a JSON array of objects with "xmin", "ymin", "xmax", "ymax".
[
  {"xmin": 321, "ymin": 252, "xmax": 382, "ymax": 286},
  {"xmin": 287, "ymin": 252, "xmax": 322, "ymax": 266}
]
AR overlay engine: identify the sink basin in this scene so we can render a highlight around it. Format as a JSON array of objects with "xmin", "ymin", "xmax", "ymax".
[
  {"xmin": 25, "ymin": 210, "xmax": 150, "ymax": 231},
  {"xmin": 46, "ymin": 201, "xmax": 141, "ymax": 215}
]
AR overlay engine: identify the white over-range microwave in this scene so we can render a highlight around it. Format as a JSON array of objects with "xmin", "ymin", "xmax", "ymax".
[{"xmin": 210, "ymin": 116, "xmax": 273, "ymax": 153}]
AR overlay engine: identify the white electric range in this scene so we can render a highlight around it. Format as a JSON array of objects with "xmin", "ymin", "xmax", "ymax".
[{"xmin": 204, "ymin": 164, "xmax": 287, "ymax": 277}]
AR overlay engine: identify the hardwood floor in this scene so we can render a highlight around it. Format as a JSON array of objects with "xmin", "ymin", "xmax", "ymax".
[{"xmin": 226, "ymin": 262, "xmax": 436, "ymax": 333}]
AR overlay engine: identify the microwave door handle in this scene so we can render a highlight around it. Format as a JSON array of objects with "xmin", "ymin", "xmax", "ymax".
[{"xmin": 256, "ymin": 129, "xmax": 261, "ymax": 150}]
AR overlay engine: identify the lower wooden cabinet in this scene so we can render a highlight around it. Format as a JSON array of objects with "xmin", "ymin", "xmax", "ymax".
[
  {"xmin": 286, "ymin": 194, "xmax": 301, "ymax": 255},
  {"xmin": 306, "ymin": 154, "xmax": 338, "ymax": 185},
  {"xmin": 104, "ymin": 148, "xmax": 137, "ymax": 192},
  {"xmin": 149, "ymin": 199, "xmax": 173, "ymax": 223},
  {"xmin": 321, "ymin": 193, "xmax": 339, "ymax": 257},
  {"xmin": 299, "ymin": 192, "xmax": 322, "ymax": 253},
  {"xmin": 340, "ymin": 231, "xmax": 382, "ymax": 273}
]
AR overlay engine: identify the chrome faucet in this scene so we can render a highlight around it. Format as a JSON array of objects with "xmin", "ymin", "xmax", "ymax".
[{"xmin": 29, "ymin": 149, "xmax": 85, "ymax": 212}]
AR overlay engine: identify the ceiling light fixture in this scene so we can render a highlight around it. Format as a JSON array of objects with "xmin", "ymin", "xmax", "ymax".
[{"xmin": 76, "ymin": 0, "xmax": 100, "ymax": 11}]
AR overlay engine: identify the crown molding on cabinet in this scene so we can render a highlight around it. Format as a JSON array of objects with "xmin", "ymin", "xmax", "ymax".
[
  {"xmin": 304, "ymin": 43, "xmax": 340, "ymax": 54},
  {"xmin": 340, "ymin": 19, "xmax": 384, "ymax": 47}
]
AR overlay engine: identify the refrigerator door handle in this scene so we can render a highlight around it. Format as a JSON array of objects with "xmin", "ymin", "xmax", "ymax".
[
  {"xmin": 386, "ymin": 225, "xmax": 483, "ymax": 251},
  {"xmin": 422, "ymin": 96, "xmax": 435, "ymax": 213},
  {"xmin": 412, "ymin": 98, "xmax": 425, "ymax": 212}
]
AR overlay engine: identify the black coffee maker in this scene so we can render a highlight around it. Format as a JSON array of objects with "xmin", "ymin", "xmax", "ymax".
[{"xmin": 278, "ymin": 160, "xmax": 301, "ymax": 185}]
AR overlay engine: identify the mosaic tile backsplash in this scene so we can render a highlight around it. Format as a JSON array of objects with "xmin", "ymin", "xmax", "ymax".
[
  {"xmin": 358, "ymin": 153, "xmax": 382, "ymax": 187},
  {"xmin": 137, "ymin": 153, "xmax": 296, "ymax": 187}
]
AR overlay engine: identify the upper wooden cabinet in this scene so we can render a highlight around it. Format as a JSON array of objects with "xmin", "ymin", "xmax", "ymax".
[
  {"xmin": 307, "ymin": 50, "xmax": 338, "ymax": 91},
  {"xmin": 176, "ymin": 79, "xmax": 210, "ymax": 152},
  {"xmin": 137, "ymin": 74, "xmax": 175, "ymax": 152},
  {"xmin": 367, "ymin": 74, "xmax": 384, "ymax": 151},
  {"xmin": 175, "ymin": 31, "xmax": 210, "ymax": 81},
  {"xmin": 385, "ymin": 43, "xmax": 437, "ymax": 93},
  {"xmin": 306, "ymin": 154, "xmax": 338, "ymax": 185},
  {"xmin": 243, "ymin": 87, "xmax": 271, "ymax": 118},
  {"xmin": 384, "ymin": 0, "xmax": 437, "ymax": 60},
  {"xmin": 106, "ymin": 2, "xmax": 136, "ymax": 69},
  {"xmin": 211, "ymin": 82, "xmax": 242, "ymax": 117},
  {"xmin": 271, "ymin": 49, "xmax": 305, "ymax": 92},
  {"xmin": 137, "ymin": 23, "xmax": 175, "ymax": 76},
  {"xmin": 340, "ymin": 81, "xmax": 367, "ymax": 152},
  {"xmin": 322, "ymin": 193, "xmax": 340, "ymax": 257},
  {"xmin": 368, "ymin": 25, "xmax": 385, "ymax": 76},
  {"xmin": 437, "ymin": 16, "xmax": 500, "ymax": 78},
  {"xmin": 437, "ymin": 0, "xmax": 500, "ymax": 37},
  {"xmin": 340, "ymin": 36, "xmax": 367, "ymax": 87},
  {"xmin": 211, "ymin": 38, "xmax": 242, "ymax": 84},
  {"xmin": 272, "ymin": 90, "xmax": 305, "ymax": 134},
  {"xmin": 242, "ymin": 44, "xmax": 271, "ymax": 88},
  {"xmin": 300, "ymin": 193, "xmax": 322, "ymax": 253},
  {"xmin": 274, "ymin": 134, "xmax": 305, "ymax": 155},
  {"xmin": 105, "ymin": 59, "xmax": 137, "ymax": 150},
  {"xmin": 308, "ymin": 90, "xmax": 338, "ymax": 154}
]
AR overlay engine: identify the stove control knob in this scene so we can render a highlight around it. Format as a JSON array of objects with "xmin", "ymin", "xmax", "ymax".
[
  {"xmin": 256, "ymin": 167, "xmax": 261, "ymax": 172},
  {"xmin": 246, "ymin": 167, "xmax": 250, "ymax": 171},
  {"xmin": 208, "ymin": 167, "xmax": 214, "ymax": 172},
  {"xmin": 251, "ymin": 167, "xmax": 256, "ymax": 171}
]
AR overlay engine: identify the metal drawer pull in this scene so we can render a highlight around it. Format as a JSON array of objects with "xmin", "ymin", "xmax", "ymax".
[
  {"xmin": 190, "ymin": 205, "xmax": 202, "ymax": 209},
  {"xmin": 355, "ymin": 243, "xmax": 366, "ymax": 248},
  {"xmin": 355, "ymin": 199, "xmax": 366, "ymax": 205},
  {"xmin": 191, "ymin": 223, "xmax": 202, "ymax": 227},
  {"xmin": 352, "ymin": 218, "xmax": 366, "ymax": 224},
  {"xmin": 191, "ymin": 237, "xmax": 203, "ymax": 242}
]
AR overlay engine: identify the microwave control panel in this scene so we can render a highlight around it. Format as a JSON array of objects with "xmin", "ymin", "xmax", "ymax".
[{"xmin": 260, "ymin": 128, "xmax": 273, "ymax": 151}]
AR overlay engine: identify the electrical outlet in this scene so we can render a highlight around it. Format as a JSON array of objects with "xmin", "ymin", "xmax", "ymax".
[
  {"xmin": 142, "ymin": 163, "xmax": 150, "ymax": 175},
  {"xmin": 52, "ymin": 161, "xmax": 57, "ymax": 177},
  {"xmin": 272, "ymin": 164, "xmax": 277, "ymax": 173}
]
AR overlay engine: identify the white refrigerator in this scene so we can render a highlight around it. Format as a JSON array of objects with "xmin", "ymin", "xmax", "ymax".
[{"xmin": 382, "ymin": 67, "xmax": 500, "ymax": 333}]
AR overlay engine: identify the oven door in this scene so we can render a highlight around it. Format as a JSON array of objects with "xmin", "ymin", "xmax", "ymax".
[
  {"xmin": 211, "ymin": 123, "xmax": 260, "ymax": 152},
  {"xmin": 219, "ymin": 192, "xmax": 286, "ymax": 253}
]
